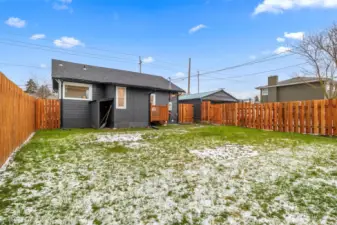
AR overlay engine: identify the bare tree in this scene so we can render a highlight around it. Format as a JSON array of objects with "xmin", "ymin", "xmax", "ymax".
[
  {"xmin": 292, "ymin": 23, "xmax": 337, "ymax": 99},
  {"xmin": 36, "ymin": 85, "xmax": 51, "ymax": 99}
]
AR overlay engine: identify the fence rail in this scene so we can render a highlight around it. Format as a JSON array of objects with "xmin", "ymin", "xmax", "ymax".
[
  {"xmin": 0, "ymin": 72, "xmax": 60, "ymax": 167},
  {"xmin": 201, "ymin": 99, "xmax": 337, "ymax": 136}
]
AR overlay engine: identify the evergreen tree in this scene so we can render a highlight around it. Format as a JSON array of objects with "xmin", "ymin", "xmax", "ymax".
[{"xmin": 25, "ymin": 79, "xmax": 38, "ymax": 93}]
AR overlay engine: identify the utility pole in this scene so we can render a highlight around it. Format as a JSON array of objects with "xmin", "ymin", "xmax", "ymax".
[
  {"xmin": 197, "ymin": 70, "xmax": 200, "ymax": 94},
  {"xmin": 139, "ymin": 56, "xmax": 142, "ymax": 73},
  {"xmin": 188, "ymin": 58, "xmax": 191, "ymax": 94}
]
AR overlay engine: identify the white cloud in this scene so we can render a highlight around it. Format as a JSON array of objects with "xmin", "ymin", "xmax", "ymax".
[
  {"xmin": 53, "ymin": 37, "xmax": 84, "ymax": 48},
  {"xmin": 40, "ymin": 64, "xmax": 47, "ymax": 68},
  {"xmin": 253, "ymin": 0, "xmax": 337, "ymax": 15},
  {"xmin": 142, "ymin": 57, "xmax": 154, "ymax": 64},
  {"xmin": 189, "ymin": 24, "xmax": 207, "ymax": 34},
  {"xmin": 30, "ymin": 34, "xmax": 46, "ymax": 40},
  {"xmin": 274, "ymin": 46, "xmax": 292, "ymax": 54},
  {"xmin": 276, "ymin": 37, "xmax": 285, "ymax": 42},
  {"xmin": 284, "ymin": 31, "xmax": 305, "ymax": 40},
  {"xmin": 175, "ymin": 72, "xmax": 185, "ymax": 77},
  {"xmin": 5, "ymin": 17, "xmax": 26, "ymax": 28},
  {"xmin": 53, "ymin": 0, "xmax": 72, "ymax": 11},
  {"xmin": 249, "ymin": 55, "xmax": 257, "ymax": 60}
]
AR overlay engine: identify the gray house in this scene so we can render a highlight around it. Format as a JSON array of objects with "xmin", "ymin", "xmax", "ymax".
[
  {"xmin": 178, "ymin": 89, "xmax": 238, "ymax": 122},
  {"xmin": 52, "ymin": 59, "xmax": 184, "ymax": 128},
  {"xmin": 256, "ymin": 75, "xmax": 332, "ymax": 103}
]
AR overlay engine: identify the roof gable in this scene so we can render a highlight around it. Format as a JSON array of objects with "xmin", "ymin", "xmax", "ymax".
[
  {"xmin": 255, "ymin": 77, "xmax": 327, "ymax": 89},
  {"xmin": 51, "ymin": 59, "xmax": 184, "ymax": 92},
  {"xmin": 179, "ymin": 89, "xmax": 237, "ymax": 102}
]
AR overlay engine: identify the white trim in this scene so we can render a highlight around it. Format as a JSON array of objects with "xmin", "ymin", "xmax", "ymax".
[
  {"xmin": 150, "ymin": 93, "xmax": 156, "ymax": 105},
  {"xmin": 116, "ymin": 86, "xmax": 127, "ymax": 109},
  {"xmin": 262, "ymin": 88, "xmax": 268, "ymax": 96},
  {"xmin": 56, "ymin": 79, "xmax": 62, "ymax": 99},
  {"xmin": 63, "ymin": 81, "xmax": 92, "ymax": 101}
]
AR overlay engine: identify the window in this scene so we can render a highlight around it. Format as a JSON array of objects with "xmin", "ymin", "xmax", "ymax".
[
  {"xmin": 262, "ymin": 88, "xmax": 268, "ymax": 96},
  {"xmin": 63, "ymin": 82, "xmax": 92, "ymax": 100},
  {"xmin": 150, "ymin": 93, "xmax": 156, "ymax": 105},
  {"xmin": 116, "ymin": 86, "xmax": 127, "ymax": 109}
]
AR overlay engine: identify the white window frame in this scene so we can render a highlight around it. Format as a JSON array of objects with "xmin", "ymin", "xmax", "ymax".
[
  {"xmin": 116, "ymin": 86, "xmax": 127, "ymax": 109},
  {"xmin": 150, "ymin": 93, "xmax": 156, "ymax": 105},
  {"xmin": 262, "ymin": 88, "xmax": 268, "ymax": 96},
  {"xmin": 62, "ymin": 81, "xmax": 93, "ymax": 101}
]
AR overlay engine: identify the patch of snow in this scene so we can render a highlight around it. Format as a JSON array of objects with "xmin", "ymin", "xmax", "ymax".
[
  {"xmin": 190, "ymin": 144, "xmax": 258, "ymax": 161},
  {"xmin": 96, "ymin": 133, "xmax": 143, "ymax": 142}
]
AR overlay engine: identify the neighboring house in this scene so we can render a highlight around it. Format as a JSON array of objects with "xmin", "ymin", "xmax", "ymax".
[
  {"xmin": 51, "ymin": 59, "xmax": 184, "ymax": 128},
  {"xmin": 256, "ymin": 75, "xmax": 334, "ymax": 103},
  {"xmin": 178, "ymin": 89, "xmax": 238, "ymax": 122}
]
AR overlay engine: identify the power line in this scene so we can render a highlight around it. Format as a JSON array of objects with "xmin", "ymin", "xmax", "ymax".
[
  {"xmin": 2, "ymin": 32, "xmax": 192, "ymax": 72},
  {"xmin": 199, "ymin": 63, "xmax": 307, "ymax": 82},
  {"xmin": 0, "ymin": 62, "xmax": 49, "ymax": 69},
  {"xmin": 171, "ymin": 52, "xmax": 294, "ymax": 81}
]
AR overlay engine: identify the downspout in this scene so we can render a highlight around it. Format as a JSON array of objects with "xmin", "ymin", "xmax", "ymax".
[
  {"xmin": 60, "ymin": 80, "xmax": 64, "ymax": 128},
  {"xmin": 148, "ymin": 90, "xmax": 155, "ymax": 127}
]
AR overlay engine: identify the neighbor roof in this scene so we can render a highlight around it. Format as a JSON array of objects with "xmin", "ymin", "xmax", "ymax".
[
  {"xmin": 51, "ymin": 59, "xmax": 184, "ymax": 92},
  {"xmin": 256, "ymin": 77, "xmax": 329, "ymax": 89},
  {"xmin": 179, "ymin": 89, "xmax": 237, "ymax": 102}
]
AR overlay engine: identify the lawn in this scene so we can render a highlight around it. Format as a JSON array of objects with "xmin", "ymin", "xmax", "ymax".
[{"xmin": 0, "ymin": 125, "xmax": 336, "ymax": 224}]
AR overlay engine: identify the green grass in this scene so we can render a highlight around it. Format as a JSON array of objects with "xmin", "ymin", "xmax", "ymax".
[{"xmin": 0, "ymin": 124, "xmax": 336, "ymax": 224}]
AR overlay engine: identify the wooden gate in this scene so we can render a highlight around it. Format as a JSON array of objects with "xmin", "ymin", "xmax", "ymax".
[
  {"xmin": 36, "ymin": 99, "xmax": 61, "ymax": 129},
  {"xmin": 179, "ymin": 104, "xmax": 194, "ymax": 123},
  {"xmin": 210, "ymin": 104, "xmax": 223, "ymax": 124}
]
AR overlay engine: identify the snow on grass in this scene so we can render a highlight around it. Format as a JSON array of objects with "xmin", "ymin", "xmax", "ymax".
[
  {"xmin": 0, "ymin": 126, "xmax": 336, "ymax": 224},
  {"xmin": 190, "ymin": 144, "xmax": 258, "ymax": 161},
  {"xmin": 96, "ymin": 133, "xmax": 143, "ymax": 142}
]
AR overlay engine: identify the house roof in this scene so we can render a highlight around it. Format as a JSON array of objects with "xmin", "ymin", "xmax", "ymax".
[
  {"xmin": 255, "ymin": 77, "xmax": 328, "ymax": 89},
  {"xmin": 51, "ymin": 59, "xmax": 184, "ymax": 92},
  {"xmin": 179, "ymin": 89, "xmax": 237, "ymax": 102}
]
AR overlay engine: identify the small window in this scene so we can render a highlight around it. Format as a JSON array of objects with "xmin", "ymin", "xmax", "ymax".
[
  {"xmin": 116, "ymin": 86, "xmax": 127, "ymax": 109},
  {"xmin": 262, "ymin": 88, "xmax": 268, "ymax": 96},
  {"xmin": 63, "ymin": 82, "xmax": 92, "ymax": 100},
  {"xmin": 150, "ymin": 93, "xmax": 156, "ymax": 105}
]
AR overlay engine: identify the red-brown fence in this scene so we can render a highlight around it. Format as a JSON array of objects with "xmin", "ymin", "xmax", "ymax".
[
  {"xmin": 201, "ymin": 100, "xmax": 337, "ymax": 136},
  {"xmin": 150, "ymin": 104, "xmax": 169, "ymax": 123},
  {"xmin": 179, "ymin": 103, "xmax": 194, "ymax": 123},
  {"xmin": 0, "ymin": 72, "xmax": 60, "ymax": 167}
]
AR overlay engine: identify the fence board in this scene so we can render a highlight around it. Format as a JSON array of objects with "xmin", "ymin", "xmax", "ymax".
[{"xmin": 200, "ymin": 98, "xmax": 337, "ymax": 136}]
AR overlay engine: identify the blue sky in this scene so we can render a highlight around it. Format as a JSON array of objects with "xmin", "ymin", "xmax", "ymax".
[{"xmin": 1, "ymin": 0, "xmax": 337, "ymax": 98}]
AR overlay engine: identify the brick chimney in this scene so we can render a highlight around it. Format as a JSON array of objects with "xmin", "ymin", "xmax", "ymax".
[{"xmin": 268, "ymin": 75, "xmax": 278, "ymax": 86}]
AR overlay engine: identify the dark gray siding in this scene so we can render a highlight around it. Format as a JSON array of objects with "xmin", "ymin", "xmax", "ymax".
[
  {"xmin": 63, "ymin": 100, "xmax": 91, "ymax": 128},
  {"xmin": 105, "ymin": 84, "xmax": 115, "ymax": 99},
  {"xmin": 114, "ymin": 87, "xmax": 151, "ymax": 128},
  {"xmin": 155, "ymin": 91, "xmax": 169, "ymax": 105},
  {"xmin": 62, "ymin": 83, "xmax": 105, "ymax": 128}
]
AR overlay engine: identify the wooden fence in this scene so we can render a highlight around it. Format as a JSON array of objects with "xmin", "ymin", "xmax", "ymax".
[
  {"xmin": 150, "ymin": 104, "xmax": 169, "ymax": 123},
  {"xmin": 36, "ymin": 99, "xmax": 61, "ymax": 129},
  {"xmin": 179, "ymin": 103, "xmax": 194, "ymax": 123},
  {"xmin": 201, "ymin": 100, "xmax": 337, "ymax": 136},
  {"xmin": 0, "ymin": 72, "xmax": 60, "ymax": 167}
]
